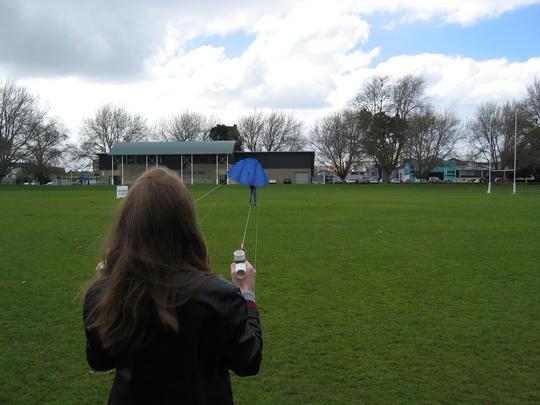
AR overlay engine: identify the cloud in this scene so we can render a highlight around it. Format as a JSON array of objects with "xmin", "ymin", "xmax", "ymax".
[
  {"xmin": 2, "ymin": 0, "xmax": 539, "ymax": 144},
  {"xmin": 413, "ymin": 0, "xmax": 540, "ymax": 25},
  {"xmin": 0, "ymin": 1, "xmax": 170, "ymax": 80},
  {"xmin": 1, "ymin": 0, "xmax": 539, "ymax": 80},
  {"xmin": 0, "ymin": 0, "xmax": 295, "ymax": 80},
  {"xmin": 376, "ymin": 54, "xmax": 540, "ymax": 118},
  {"xmin": 324, "ymin": 0, "xmax": 540, "ymax": 25},
  {"xmin": 148, "ymin": 7, "xmax": 373, "ymax": 112},
  {"xmin": 19, "ymin": 52, "xmax": 540, "ymax": 145}
]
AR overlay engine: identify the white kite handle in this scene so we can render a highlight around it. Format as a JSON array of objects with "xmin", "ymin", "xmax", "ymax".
[{"xmin": 234, "ymin": 249, "xmax": 247, "ymax": 279}]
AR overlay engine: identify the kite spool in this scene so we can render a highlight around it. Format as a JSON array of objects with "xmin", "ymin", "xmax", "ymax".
[{"xmin": 234, "ymin": 249, "xmax": 247, "ymax": 279}]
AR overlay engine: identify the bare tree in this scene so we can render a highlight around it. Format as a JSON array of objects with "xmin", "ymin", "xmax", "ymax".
[
  {"xmin": 352, "ymin": 75, "xmax": 392, "ymax": 115},
  {"xmin": 351, "ymin": 75, "xmax": 425, "ymax": 119},
  {"xmin": 311, "ymin": 110, "xmax": 363, "ymax": 181},
  {"xmin": 518, "ymin": 77, "xmax": 540, "ymax": 178},
  {"xmin": 26, "ymin": 118, "xmax": 69, "ymax": 184},
  {"xmin": 259, "ymin": 111, "xmax": 305, "ymax": 152},
  {"xmin": 524, "ymin": 77, "xmax": 540, "ymax": 124},
  {"xmin": 0, "ymin": 80, "xmax": 42, "ymax": 180},
  {"xmin": 238, "ymin": 111, "xmax": 265, "ymax": 151},
  {"xmin": 78, "ymin": 104, "xmax": 147, "ymax": 159},
  {"xmin": 468, "ymin": 102, "xmax": 521, "ymax": 170},
  {"xmin": 156, "ymin": 111, "xmax": 217, "ymax": 142},
  {"xmin": 61, "ymin": 142, "xmax": 92, "ymax": 172},
  {"xmin": 518, "ymin": 125, "xmax": 540, "ymax": 179},
  {"xmin": 351, "ymin": 75, "xmax": 426, "ymax": 182},
  {"xmin": 406, "ymin": 108, "xmax": 461, "ymax": 179},
  {"xmin": 392, "ymin": 75, "xmax": 427, "ymax": 119},
  {"xmin": 200, "ymin": 114, "xmax": 219, "ymax": 141}
]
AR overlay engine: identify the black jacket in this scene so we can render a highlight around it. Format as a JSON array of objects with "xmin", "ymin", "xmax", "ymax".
[{"xmin": 83, "ymin": 277, "xmax": 262, "ymax": 405}]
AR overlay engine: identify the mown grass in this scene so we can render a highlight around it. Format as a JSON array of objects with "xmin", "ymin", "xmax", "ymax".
[{"xmin": 0, "ymin": 183, "xmax": 539, "ymax": 404}]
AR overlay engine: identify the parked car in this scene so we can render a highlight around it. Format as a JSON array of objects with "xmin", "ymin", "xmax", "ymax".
[
  {"xmin": 390, "ymin": 178, "xmax": 401, "ymax": 184},
  {"xmin": 428, "ymin": 176, "xmax": 442, "ymax": 183},
  {"xmin": 268, "ymin": 178, "xmax": 277, "ymax": 184},
  {"xmin": 417, "ymin": 178, "xmax": 428, "ymax": 184},
  {"xmin": 345, "ymin": 179, "xmax": 357, "ymax": 184},
  {"xmin": 368, "ymin": 177, "xmax": 379, "ymax": 184},
  {"xmin": 283, "ymin": 178, "xmax": 292, "ymax": 184},
  {"xmin": 480, "ymin": 175, "xmax": 495, "ymax": 183},
  {"xmin": 359, "ymin": 177, "xmax": 369, "ymax": 184}
]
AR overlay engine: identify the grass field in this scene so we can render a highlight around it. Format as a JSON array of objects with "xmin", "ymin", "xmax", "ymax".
[{"xmin": 1, "ymin": 183, "xmax": 539, "ymax": 404}]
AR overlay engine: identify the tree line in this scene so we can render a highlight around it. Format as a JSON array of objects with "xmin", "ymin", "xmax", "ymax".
[
  {"xmin": 1, "ymin": 76, "xmax": 539, "ymax": 184},
  {"xmin": 0, "ymin": 80, "xmax": 307, "ymax": 183},
  {"xmin": 0, "ymin": 81, "xmax": 68, "ymax": 184},
  {"xmin": 312, "ymin": 75, "xmax": 540, "ymax": 182}
]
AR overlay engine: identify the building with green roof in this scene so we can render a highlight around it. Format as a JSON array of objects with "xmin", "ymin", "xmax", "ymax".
[
  {"xmin": 97, "ymin": 141, "xmax": 235, "ymax": 185},
  {"xmin": 109, "ymin": 141, "xmax": 236, "ymax": 156},
  {"xmin": 96, "ymin": 141, "xmax": 314, "ymax": 185}
]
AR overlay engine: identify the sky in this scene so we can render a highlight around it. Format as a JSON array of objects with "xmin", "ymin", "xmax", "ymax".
[{"xmin": 1, "ymin": 0, "xmax": 539, "ymax": 144}]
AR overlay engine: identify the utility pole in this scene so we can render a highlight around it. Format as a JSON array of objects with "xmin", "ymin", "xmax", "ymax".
[
  {"xmin": 513, "ymin": 109, "xmax": 517, "ymax": 195},
  {"xmin": 487, "ymin": 118, "xmax": 493, "ymax": 194}
]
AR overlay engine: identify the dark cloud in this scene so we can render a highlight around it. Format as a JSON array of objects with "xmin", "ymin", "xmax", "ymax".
[
  {"xmin": 0, "ymin": 0, "xmax": 172, "ymax": 80},
  {"xmin": 0, "ymin": 0, "xmax": 294, "ymax": 81}
]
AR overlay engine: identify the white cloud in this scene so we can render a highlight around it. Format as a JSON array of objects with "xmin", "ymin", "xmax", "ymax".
[
  {"xmin": 148, "ymin": 7, "xmax": 373, "ymax": 111},
  {"xmin": 4, "ymin": 0, "xmax": 537, "ymax": 80},
  {"xmin": 2, "ymin": 0, "xmax": 539, "ymax": 144},
  {"xmin": 307, "ymin": 0, "xmax": 540, "ymax": 25},
  {"xmin": 21, "ymin": 52, "xmax": 540, "ymax": 145},
  {"xmin": 421, "ymin": 0, "xmax": 540, "ymax": 25},
  {"xmin": 376, "ymin": 54, "xmax": 540, "ymax": 118},
  {"xmin": 328, "ymin": 53, "xmax": 540, "ymax": 125}
]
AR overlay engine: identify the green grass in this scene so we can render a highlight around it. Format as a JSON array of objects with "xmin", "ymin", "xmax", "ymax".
[{"xmin": 1, "ymin": 183, "xmax": 539, "ymax": 404}]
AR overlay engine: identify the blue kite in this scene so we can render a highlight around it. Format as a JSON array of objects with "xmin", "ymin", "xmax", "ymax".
[{"xmin": 227, "ymin": 158, "xmax": 268, "ymax": 207}]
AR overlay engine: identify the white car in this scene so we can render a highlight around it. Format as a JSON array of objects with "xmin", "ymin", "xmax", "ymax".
[
  {"xmin": 390, "ymin": 178, "xmax": 401, "ymax": 184},
  {"xmin": 268, "ymin": 178, "xmax": 277, "ymax": 184}
]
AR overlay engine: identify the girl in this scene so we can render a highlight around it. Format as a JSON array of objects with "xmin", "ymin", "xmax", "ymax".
[{"xmin": 83, "ymin": 167, "xmax": 262, "ymax": 404}]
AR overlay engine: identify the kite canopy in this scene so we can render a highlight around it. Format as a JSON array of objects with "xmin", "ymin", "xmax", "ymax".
[{"xmin": 227, "ymin": 158, "xmax": 268, "ymax": 187}]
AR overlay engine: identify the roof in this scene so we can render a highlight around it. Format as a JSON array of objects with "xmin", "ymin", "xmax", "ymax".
[
  {"xmin": 109, "ymin": 141, "xmax": 236, "ymax": 156},
  {"xmin": 234, "ymin": 151, "xmax": 314, "ymax": 170},
  {"xmin": 235, "ymin": 150, "xmax": 314, "ymax": 154}
]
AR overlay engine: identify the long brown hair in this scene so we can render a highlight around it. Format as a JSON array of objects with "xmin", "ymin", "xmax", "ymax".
[{"xmin": 85, "ymin": 167, "xmax": 215, "ymax": 354}]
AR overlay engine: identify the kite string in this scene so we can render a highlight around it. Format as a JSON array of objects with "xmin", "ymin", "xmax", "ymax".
[
  {"xmin": 193, "ymin": 184, "xmax": 222, "ymax": 204},
  {"xmin": 240, "ymin": 203, "xmax": 252, "ymax": 250},
  {"xmin": 254, "ymin": 199, "xmax": 260, "ymax": 270}
]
